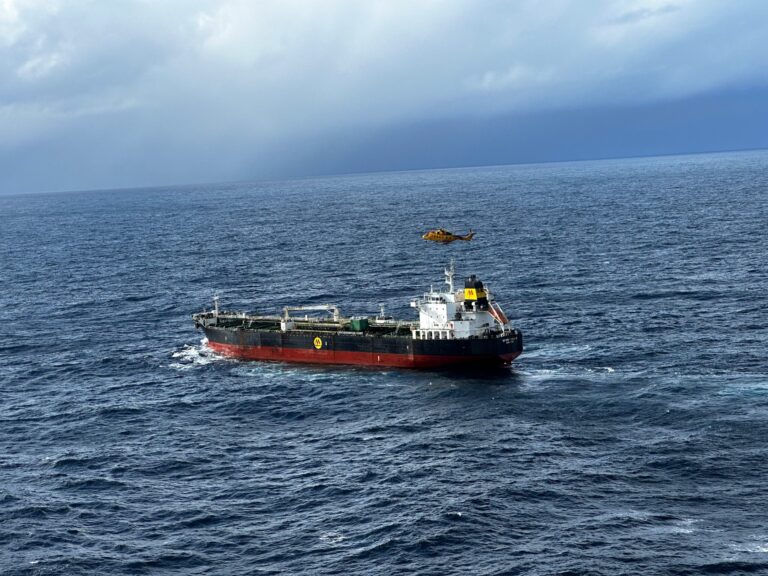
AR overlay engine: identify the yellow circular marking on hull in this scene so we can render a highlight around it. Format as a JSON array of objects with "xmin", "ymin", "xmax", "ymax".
[{"xmin": 313, "ymin": 337, "xmax": 323, "ymax": 350}]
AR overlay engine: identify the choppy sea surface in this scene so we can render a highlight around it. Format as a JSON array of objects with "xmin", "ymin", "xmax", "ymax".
[{"xmin": 2, "ymin": 150, "xmax": 768, "ymax": 575}]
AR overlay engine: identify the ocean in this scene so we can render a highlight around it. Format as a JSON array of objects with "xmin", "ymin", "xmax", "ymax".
[{"xmin": 2, "ymin": 150, "xmax": 768, "ymax": 575}]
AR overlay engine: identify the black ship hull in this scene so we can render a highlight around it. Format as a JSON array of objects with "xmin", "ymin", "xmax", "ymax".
[{"xmin": 202, "ymin": 326, "xmax": 522, "ymax": 368}]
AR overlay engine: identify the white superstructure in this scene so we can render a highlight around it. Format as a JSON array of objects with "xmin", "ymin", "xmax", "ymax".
[{"xmin": 410, "ymin": 262, "xmax": 513, "ymax": 340}]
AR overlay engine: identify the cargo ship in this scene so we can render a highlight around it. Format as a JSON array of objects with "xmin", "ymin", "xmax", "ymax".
[{"xmin": 192, "ymin": 264, "xmax": 522, "ymax": 368}]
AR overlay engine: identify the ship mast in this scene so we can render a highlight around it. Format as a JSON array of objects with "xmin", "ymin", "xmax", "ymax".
[{"xmin": 444, "ymin": 259, "xmax": 455, "ymax": 293}]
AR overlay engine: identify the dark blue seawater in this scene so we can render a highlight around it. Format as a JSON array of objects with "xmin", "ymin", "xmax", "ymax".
[{"xmin": 2, "ymin": 150, "xmax": 768, "ymax": 575}]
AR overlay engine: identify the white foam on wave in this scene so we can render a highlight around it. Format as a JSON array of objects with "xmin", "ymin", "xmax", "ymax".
[
  {"xmin": 523, "ymin": 344, "xmax": 593, "ymax": 360},
  {"xmin": 629, "ymin": 515, "xmax": 700, "ymax": 536},
  {"xmin": 716, "ymin": 378, "xmax": 768, "ymax": 397},
  {"xmin": 667, "ymin": 517, "xmax": 698, "ymax": 535},
  {"xmin": 731, "ymin": 538, "xmax": 768, "ymax": 553},
  {"xmin": 231, "ymin": 365, "xmax": 281, "ymax": 379},
  {"xmin": 520, "ymin": 364, "xmax": 618, "ymax": 383},
  {"xmin": 169, "ymin": 338, "xmax": 219, "ymax": 370},
  {"xmin": 320, "ymin": 531, "xmax": 345, "ymax": 544},
  {"xmin": 362, "ymin": 435, "xmax": 386, "ymax": 441},
  {"xmin": 231, "ymin": 363, "xmax": 342, "ymax": 382},
  {"xmin": 521, "ymin": 367, "xmax": 567, "ymax": 380}
]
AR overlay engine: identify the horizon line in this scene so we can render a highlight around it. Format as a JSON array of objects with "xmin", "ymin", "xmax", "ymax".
[{"xmin": 3, "ymin": 145, "xmax": 767, "ymax": 199}]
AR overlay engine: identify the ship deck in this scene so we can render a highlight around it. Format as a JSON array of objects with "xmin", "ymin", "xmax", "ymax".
[{"xmin": 193, "ymin": 311, "xmax": 416, "ymax": 337}]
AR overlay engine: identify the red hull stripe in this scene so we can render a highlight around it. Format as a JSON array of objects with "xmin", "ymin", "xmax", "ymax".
[{"xmin": 207, "ymin": 341, "xmax": 520, "ymax": 368}]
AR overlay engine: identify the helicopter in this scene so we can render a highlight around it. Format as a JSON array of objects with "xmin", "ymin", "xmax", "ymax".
[{"xmin": 422, "ymin": 228, "xmax": 476, "ymax": 244}]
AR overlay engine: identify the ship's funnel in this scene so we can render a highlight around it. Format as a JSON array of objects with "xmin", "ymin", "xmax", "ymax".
[{"xmin": 464, "ymin": 275, "xmax": 489, "ymax": 310}]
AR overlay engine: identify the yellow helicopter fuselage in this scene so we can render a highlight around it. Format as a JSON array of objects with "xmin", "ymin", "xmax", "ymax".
[{"xmin": 422, "ymin": 229, "xmax": 475, "ymax": 244}]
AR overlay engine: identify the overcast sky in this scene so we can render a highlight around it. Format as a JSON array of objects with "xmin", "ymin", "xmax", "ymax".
[{"xmin": 1, "ymin": 0, "xmax": 767, "ymax": 194}]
